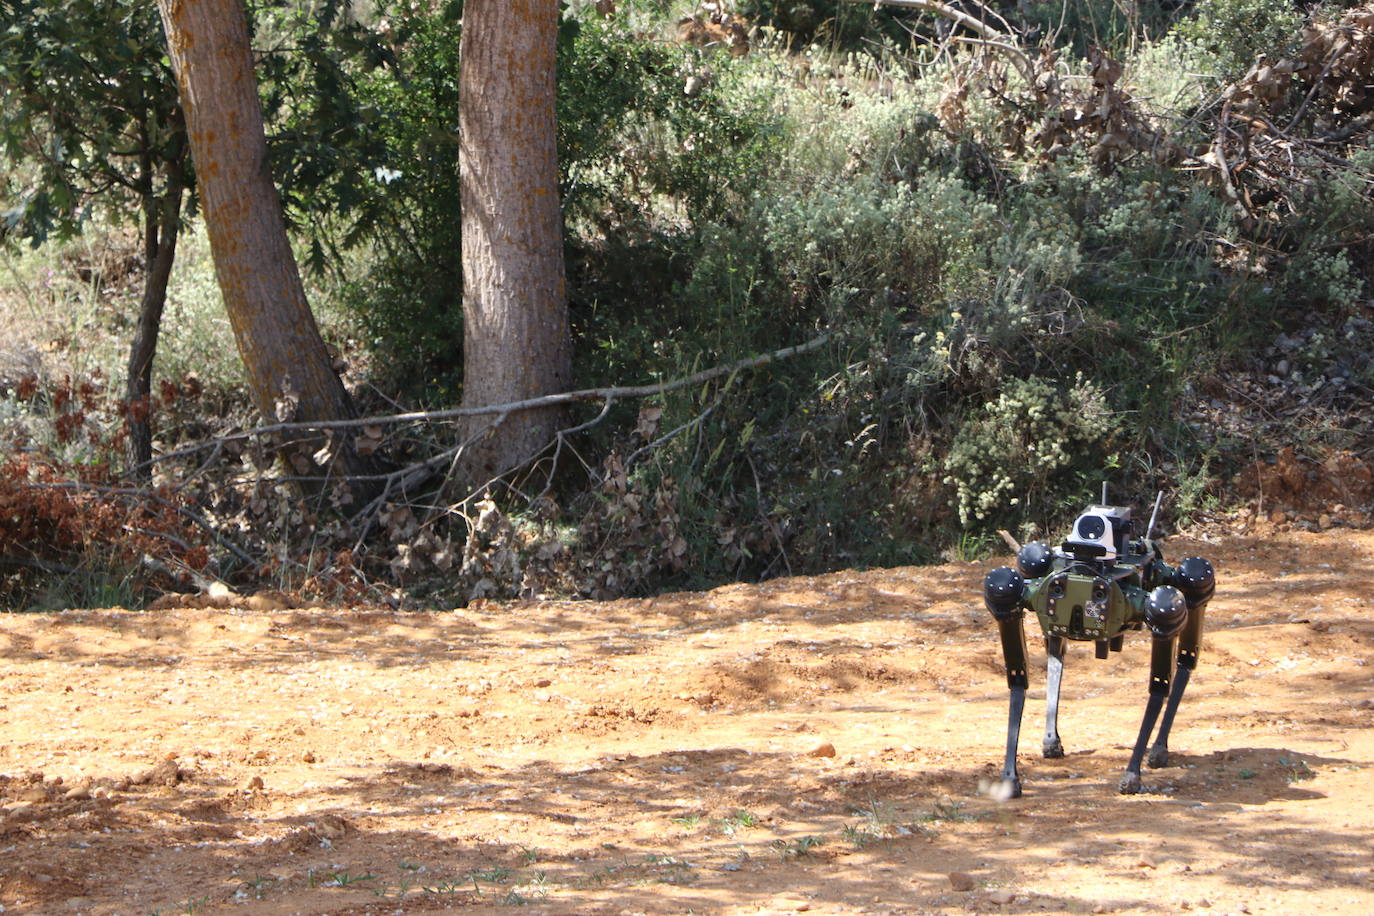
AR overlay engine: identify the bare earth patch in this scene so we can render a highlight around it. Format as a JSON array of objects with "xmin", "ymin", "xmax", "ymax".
[{"xmin": 2, "ymin": 527, "xmax": 1372, "ymax": 915}]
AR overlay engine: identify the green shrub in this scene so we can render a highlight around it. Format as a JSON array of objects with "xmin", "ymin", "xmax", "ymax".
[
  {"xmin": 943, "ymin": 375, "xmax": 1117, "ymax": 530},
  {"xmin": 1173, "ymin": 0, "xmax": 1302, "ymax": 78}
]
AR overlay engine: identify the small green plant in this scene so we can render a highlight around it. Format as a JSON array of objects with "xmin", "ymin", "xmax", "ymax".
[
  {"xmin": 503, "ymin": 874, "xmax": 550, "ymax": 907},
  {"xmin": 421, "ymin": 876, "xmax": 473, "ymax": 896},
  {"xmin": 150, "ymin": 898, "xmax": 207, "ymax": 916},
  {"xmin": 323, "ymin": 870, "xmax": 376, "ymax": 887},
  {"xmin": 238, "ymin": 874, "xmax": 276, "ymax": 900},
  {"xmin": 953, "ymin": 531, "xmax": 995, "ymax": 562},
  {"xmin": 771, "ymin": 835, "xmax": 823, "ymax": 859},
  {"xmin": 672, "ymin": 813, "xmax": 703, "ymax": 828},
  {"xmin": 716, "ymin": 809, "xmax": 758, "ymax": 836},
  {"xmin": 1277, "ymin": 756, "xmax": 1315, "ymax": 782},
  {"xmin": 842, "ymin": 823, "xmax": 879, "ymax": 849},
  {"xmin": 1238, "ymin": 768, "xmax": 1256, "ymax": 779},
  {"xmin": 645, "ymin": 854, "xmax": 699, "ymax": 886},
  {"xmin": 925, "ymin": 798, "xmax": 981, "ymax": 823}
]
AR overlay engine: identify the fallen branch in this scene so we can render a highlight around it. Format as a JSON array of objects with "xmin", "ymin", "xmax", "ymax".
[{"xmin": 131, "ymin": 334, "xmax": 832, "ymax": 474}]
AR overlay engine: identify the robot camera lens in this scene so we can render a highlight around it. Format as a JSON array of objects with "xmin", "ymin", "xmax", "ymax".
[{"xmin": 1077, "ymin": 515, "xmax": 1106, "ymax": 540}]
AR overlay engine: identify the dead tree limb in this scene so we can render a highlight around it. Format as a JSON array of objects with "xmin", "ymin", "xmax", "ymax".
[{"xmin": 132, "ymin": 334, "xmax": 832, "ymax": 474}]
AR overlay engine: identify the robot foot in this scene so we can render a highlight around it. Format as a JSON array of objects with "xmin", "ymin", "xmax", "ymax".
[
  {"xmin": 1147, "ymin": 745, "xmax": 1169, "ymax": 769},
  {"xmin": 1002, "ymin": 777, "xmax": 1022, "ymax": 800},
  {"xmin": 1118, "ymin": 771, "xmax": 1142, "ymax": 795},
  {"xmin": 1042, "ymin": 737, "xmax": 1064, "ymax": 759}
]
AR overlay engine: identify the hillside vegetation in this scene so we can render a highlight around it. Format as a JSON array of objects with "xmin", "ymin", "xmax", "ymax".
[{"xmin": 2, "ymin": 0, "xmax": 1372, "ymax": 609}]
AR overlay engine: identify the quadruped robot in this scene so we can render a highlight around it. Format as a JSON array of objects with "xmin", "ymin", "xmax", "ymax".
[{"xmin": 982, "ymin": 492, "xmax": 1215, "ymax": 796}]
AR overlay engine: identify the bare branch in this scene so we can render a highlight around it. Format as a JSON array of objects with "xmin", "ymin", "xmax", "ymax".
[
  {"xmin": 854, "ymin": 0, "xmax": 1033, "ymax": 84},
  {"xmin": 857, "ymin": 0, "xmax": 1007, "ymax": 40},
  {"xmin": 130, "ymin": 333, "xmax": 832, "ymax": 475}
]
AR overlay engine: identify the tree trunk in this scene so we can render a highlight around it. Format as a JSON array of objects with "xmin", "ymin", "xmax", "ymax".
[
  {"xmin": 125, "ymin": 148, "xmax": 185, "ymax": 479},
  {"xmin": 458, "ymin": 0, "xmax": 572, "ymax": 485},
  {"xmin": 155, "ymin": 0, "xmax": 369, "ymax": 488}
]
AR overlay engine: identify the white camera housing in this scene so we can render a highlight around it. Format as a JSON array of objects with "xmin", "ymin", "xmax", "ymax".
[{"xmin": 1063, "ymin": 505, "xmax": 1132, "ymax": 560}]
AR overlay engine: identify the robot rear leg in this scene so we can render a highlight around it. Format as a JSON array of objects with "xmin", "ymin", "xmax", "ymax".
[{"xmin": 1043, "ymin": 636, "xmax": 1067, "ymax": 759}]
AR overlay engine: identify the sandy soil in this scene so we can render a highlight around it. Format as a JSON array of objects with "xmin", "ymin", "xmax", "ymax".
[{"xmin": 2, "ymin": 525, "xmax": 1372, "ymax": 916}]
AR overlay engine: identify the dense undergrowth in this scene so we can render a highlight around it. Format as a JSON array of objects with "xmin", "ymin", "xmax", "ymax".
[{"xmin": 2, "ymin": 0, "xmax": 1372, "ymax": 609}]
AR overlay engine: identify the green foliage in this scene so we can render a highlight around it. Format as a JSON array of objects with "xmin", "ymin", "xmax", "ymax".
[
  {"xmin": 0, "ymin": 0, "xmax": 182, "ymax": 242},
  {"xmin": 6, "ymin": 0, "xmax": 1373, "ymax": 599},
  {"xmin": 331, "ymin": 0, "xmax": 465, "ymax": 397},
  {"xmin": 561, "ymin": 14, "xmax": 783, "ymax": 226},
  {"xmin": 943, "ymin": 375, "xmax": 1116, "ymax": 529},
  {"xmin": 253, "ymin": 0, "xmax": 397, "ymax": 268},
  {"xmin": 761, "ymin": 172, "xmax": 995, "ymax": 321},
  {"xmin": 1173, "ymin": 0, "xmax": 1302, "ymax": 77},
  {"xmin": 1018, "ymin": 0, "xmax": 1172, "ymax": 56},
  {"xmin": 736, "ymin": 0, "xmax": 905, "ymax": 49}
]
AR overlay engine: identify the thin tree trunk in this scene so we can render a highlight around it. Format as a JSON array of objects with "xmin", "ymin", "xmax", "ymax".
[
  {"xmin": 125, "ymin": 157, "xmax": 185, "ymax": 479},
  {"xmin": 155, "ymin": 0, "xmax": 371, "ymax": 490},
  {"xmin": 458, "ymin": 0, "xmax": 572, "ymax": 484}
]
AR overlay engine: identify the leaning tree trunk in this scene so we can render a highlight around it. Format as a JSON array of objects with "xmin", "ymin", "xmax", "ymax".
[
  {"xmin": 458, "ymin": 0, "xmax": 572, "ymax": 485},
  {"xmin": 155, "ymin": 0, "xmax": 370, "ymax": 489},
  {"xmin": 125, "ymin": 141, "xmax": 186, "ymax": 479}
]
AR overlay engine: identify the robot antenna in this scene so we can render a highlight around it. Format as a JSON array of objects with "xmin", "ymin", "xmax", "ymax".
[{"xmin": 1145, "ymin": 491, "xmax": 1164, "ymax": 541}]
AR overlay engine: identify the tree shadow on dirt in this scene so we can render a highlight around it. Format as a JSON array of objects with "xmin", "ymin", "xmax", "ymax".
[{"xmin": 9, "ymin": 741, "xmax": 1366, "ymax": 913}]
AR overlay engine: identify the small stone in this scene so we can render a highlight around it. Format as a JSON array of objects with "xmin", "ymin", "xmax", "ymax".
[
  {"xmin": 989, "ymin": 888, "xmax": 1015, "ymax": 905},
  {"xmin": 1137, "ymin": 856, "xmax": 1157, "ymax": 869},
  {"xmin": 806, "ymin": 741, "xmax": 836, "ymax": 758},
  {"xmin": 1319, "ymin": 513, "xmax": 1332, "ymax": 530},
  {"xmin": 245, "ymin": 775, "xmax": 264, "ymax": 791},
  {"xmin": 533, "ymin": 678, "xmax": 552, "ymax": 688},
  {"xmin": 302, "ymin": 751, "xmax": 316, "ymax": 763},
  {"xmin": 948, "ymin": 872, "xmax": 976, "ymax": 892},
  {"xmin": 1093, "ymin": 906, "xmax": 1110, "ymax": 914},
  {"xmin": 62, "ymin": 786, "xmax": 91, "ymax": 801}
]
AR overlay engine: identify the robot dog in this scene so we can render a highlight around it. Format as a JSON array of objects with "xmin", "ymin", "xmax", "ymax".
[{"xmin": 982, "ymin": 494, "xmax": 1215, "ymax": 796}]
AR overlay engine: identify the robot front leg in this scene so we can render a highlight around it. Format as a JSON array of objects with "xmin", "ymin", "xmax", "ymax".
[
  {"xmin": 1043, "ymin": 636, "xmax": 1067, "ymax": 759},
  {"xmin": 984, "ymin": 568, "xmax": 1029, "ymax": 798},
  {"xmin": 1149, "ymin": 558, "xmax": 1215, "ymax": 769},
  {"xmin": 1121, "ymin": 585, "xmax": 1189, "ymax": 794},
  {"xmin": 1120, "ymin": 636, "xmax": 1173, "ymax": 794}
]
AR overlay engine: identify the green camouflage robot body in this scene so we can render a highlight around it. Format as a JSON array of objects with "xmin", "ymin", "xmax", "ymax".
[{"xmin": 984, "ymin": 496, "xmax": 1216, "ymax": 796}]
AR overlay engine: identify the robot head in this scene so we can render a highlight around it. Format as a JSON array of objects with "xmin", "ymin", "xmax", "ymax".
[{"xmin": 1063, "ymin": 505, "xmax": 1132, "ymax": 561}]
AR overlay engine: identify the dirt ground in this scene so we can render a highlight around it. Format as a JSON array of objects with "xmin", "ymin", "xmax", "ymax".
[{"xmin": 2, "ymin": 525, "xmax": 1372, "ymax": 916}]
